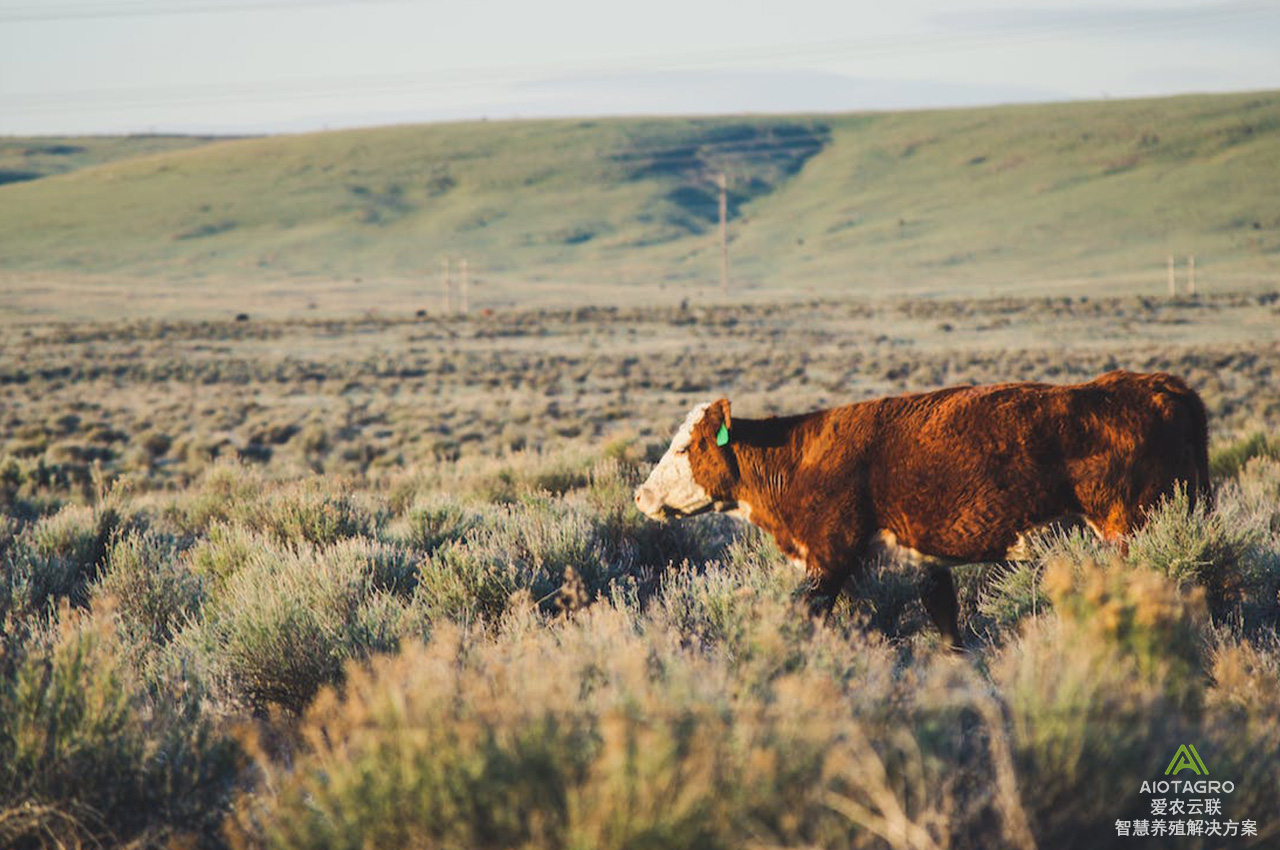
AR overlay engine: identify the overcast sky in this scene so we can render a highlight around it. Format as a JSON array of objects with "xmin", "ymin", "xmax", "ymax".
[{"xmin": 1, "ymin": 0, "xmax": 1278, "ymax": 135}]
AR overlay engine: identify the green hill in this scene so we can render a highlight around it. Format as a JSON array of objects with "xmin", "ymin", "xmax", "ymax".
[
  {"xmin": 2, "ymin": 91, "xmax": 1279, "ymax": 319},
  {"xmin": 0, "ymin": 135, "xmax": 221, "ymax": 185}
]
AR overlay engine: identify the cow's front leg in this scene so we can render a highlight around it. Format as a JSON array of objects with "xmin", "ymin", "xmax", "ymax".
[
  {"xmin": 804, "ymin": 557, "xmax": 857, "ymax": 622},
  {"xmin": 920, "ymin": 565, "xmax": 965, "ymax": 651},
  {"xmin": 805, "ymin": 572, "xmax": 844, "ymax": 620}
]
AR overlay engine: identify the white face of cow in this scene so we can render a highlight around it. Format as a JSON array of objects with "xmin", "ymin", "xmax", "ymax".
[{"xmin": 634, "ymin": 402, "xmax": 714, "ymax": 520}]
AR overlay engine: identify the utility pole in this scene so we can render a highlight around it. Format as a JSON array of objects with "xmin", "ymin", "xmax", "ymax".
[
  {"xmin": 441, "ymin": 258, "xmax": 452, "ymax": 314},
  {"xmin": 1188, "ymin": 254, "xmax": 1196, "ymax": 295},
  {"xmin": 718, "ymin": 172, "xmax": 729, "ymax": 296},
  {"xmin": 459, "ymin": 258, "xmax": 469, "ymax": 315},
  {"xmin": 1167, "ymin": 254, "xmax": 1176, "ymax": 296}
]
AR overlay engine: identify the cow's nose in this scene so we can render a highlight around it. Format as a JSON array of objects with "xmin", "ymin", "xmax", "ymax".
[{"xmin": 634, "ymin": 485, "xmax": 656, "ymax": 515}]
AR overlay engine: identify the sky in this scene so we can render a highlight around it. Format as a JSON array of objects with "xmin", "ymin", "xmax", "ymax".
[{"xmin": 1, "ymin": 0, "xmax": 1278, "ymax": 135}]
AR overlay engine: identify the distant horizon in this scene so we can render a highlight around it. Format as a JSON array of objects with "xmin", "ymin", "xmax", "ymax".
[{"xmin": 5, "ymin": 84, "xmax": 1278, "ymax": 140}]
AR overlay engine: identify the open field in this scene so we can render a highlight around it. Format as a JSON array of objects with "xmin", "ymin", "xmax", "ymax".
[
  {"xmin": 3, "ymin": 90, "xmax": 1280, "ymax": 320},
  {"xmin": 3, "ymin": 291, "xmax": 1280, "ymax": 849}
]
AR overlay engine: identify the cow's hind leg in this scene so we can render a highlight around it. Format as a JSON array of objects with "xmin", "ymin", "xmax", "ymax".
[{"xmin": 920, "ymin": 565, "xmax": 964, "ymax": 651}]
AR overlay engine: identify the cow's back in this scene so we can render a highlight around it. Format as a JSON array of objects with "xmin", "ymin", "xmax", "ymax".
[{"xmin": 856, "ymin": 370, "xmax": 1208, "ymax": 560}]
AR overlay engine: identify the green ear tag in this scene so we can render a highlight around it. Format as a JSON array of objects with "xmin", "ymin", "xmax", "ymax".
[{"xmin": 716, "ymin": 423, "xmax": 730, "ymax": 447}]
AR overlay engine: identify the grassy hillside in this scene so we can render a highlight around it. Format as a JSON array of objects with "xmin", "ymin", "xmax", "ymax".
[
  {"xmin": 1, "ymin": 91, "xmax": 1279, "ymax": 318},
  {"xmin": 0, "ymin": 135, "xmax": 220, "ymax": 185}
]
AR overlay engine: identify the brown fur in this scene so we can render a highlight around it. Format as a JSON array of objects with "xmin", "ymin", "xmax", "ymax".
[{"xmin": 682, "ymin": 370, "xmax": 1211, "ymax": 647}]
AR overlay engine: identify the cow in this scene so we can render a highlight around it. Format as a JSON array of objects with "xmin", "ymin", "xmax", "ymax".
[{"xmin": 634, "ymin": 370, "xmax": 1210, "ymax": 648}]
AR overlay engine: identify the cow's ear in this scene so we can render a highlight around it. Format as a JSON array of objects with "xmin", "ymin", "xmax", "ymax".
[{"xmin": 705, "ymin": 398, "xmax": 731, "ymax": 444}]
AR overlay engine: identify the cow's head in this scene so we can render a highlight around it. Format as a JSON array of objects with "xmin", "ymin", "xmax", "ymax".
[{"xmin": 635, "ymin": 399, "xmax": 738, "ymax": 520}]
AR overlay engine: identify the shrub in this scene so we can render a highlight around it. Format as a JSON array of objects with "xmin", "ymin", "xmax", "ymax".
[
  {"xmin": 1127, "ymin": 484, "xmax": 1264, "ymax": 616},
  {"xmin": 1209, "ymin": 431, "xmax": 1280, "ymax": 479},
  {"xmin": 26, "ymin": 503, "xmax": 119, "ymax": 590},
  {"xmin": 173, "ymin": 461, "xmax": 266, "ymax": 534},
  {"xmin": 978, "ymin": 559, "xmax": 1048, "ymax": 630},
  {"xmin": 188, "ymin": 536, "xmax": 419, "ymax": 713},
  {"xmin": 0, "ymin": 606, "xmax": 237, "ymax": 849},
  {"xmin": 258, "ymin": 484, "xmax": 376, "ymax": 548},
  {"xmin": 93, "ymin": 530, "xmax": 204, "ymax": 650},
  {"xmin": 227, "ymin": 610, "xmax": 972, "ymax": 850},
  {"xmin": 398, "ymin": 494, "xmax": 478, "ymax": 553},
  {"xmin": 0, "ymin": 503, "xmax": 124, "ymax": 631},
  {"xmin": 995, "ymin": 559, "xmax": 1208, "ymax": 847},
  {"xmin": 186, "ymin": 522, "xmax": 263, "ymax": 589},
  {"xmin": 650, "ymin": 556, "xmax": 800, "ymax": 652},
  {"xmin": 844, "ymin": 554, "xmax": 932, "ymax": 642},
  {"xmin": 415, "ymin": 495, "xmax": 618, "ymax": 623},
  {"xmin": 172, "ymin": 465, "xmax": 377, "ymax": 548}
]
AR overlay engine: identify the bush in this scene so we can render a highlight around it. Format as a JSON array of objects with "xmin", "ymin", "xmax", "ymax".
[
  {"xmin": 0, "ymin": 606, "xmax": 237, "ymax": 849},
  {"xmin": 0, "ymin": 503, "xmax": 124, "ymax": 633},
  {"xmin": 186, "ymin": 536, "xmax": 420, "ymax": 713},
  {"xmin": 398, "ymin": 494, "xmax": 478, "ymax": 553},
  {"xmin": 415, "ymin": 495, "xmax": 620, "ymax": 623},
  {"xmin": 1127, "ymin": 484, "xmax": 1266, "ymax": 617},
  {"xmin": 173, "ymin": 461, "xmax": 267, "ymax": 534},
  {"xmin": 995, "ymin": 558, "xmax": 1209, "ymax": 847},
  {"xmin": 94, "ymin": 530, "xmax": 204, "ymax": 651},
  {"xmin": 979, "ymin": 559, "xmax": 1048, "ymax": 630},
  {"xmin": 258, "ymin": 484, "xmax": 376, "ymax": 548},
  {"xmin": 1209, "ymin": 431, "xmax": 1280, "ymax": 479},
  {"xmin": 186, "ymin": 522, "xmax": 263, "ymax": 589},
  {"xmin": 227, "ymin": 609, "xmax": 975, "ymax": 850}
]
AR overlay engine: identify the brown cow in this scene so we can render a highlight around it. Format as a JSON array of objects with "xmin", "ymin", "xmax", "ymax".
[{"xmin": 634, "ymin": 370, "xmax": 1210, "ymax": 647}]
